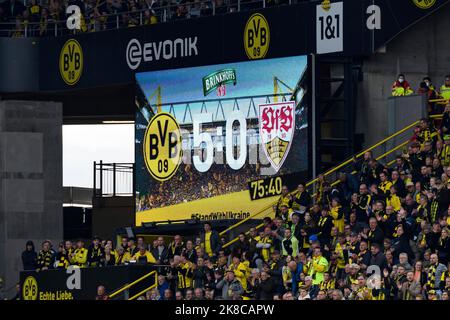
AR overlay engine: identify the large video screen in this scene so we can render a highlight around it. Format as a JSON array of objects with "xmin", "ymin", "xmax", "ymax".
[{"xmin": 135, "ymin": 56, "xmax": 310, "ymax": 224}]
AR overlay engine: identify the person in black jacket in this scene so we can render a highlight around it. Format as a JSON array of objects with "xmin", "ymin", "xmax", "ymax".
[
  {"xmin": 391, "ymin": 224, "xmax": 415, "ymax": 263},
  {"xmin": 369, "ymin": 243, "xmax": 388, "ymax": 271},
  {"xmin": 192, "ymin": 257, "xmax": 212, "ymax": 289},
  {"xmin": 232, "ymin": 233, "xmax": 250, "ymax": 258},
  {"xmin": 200, "ymin": 223, "xmax": 221, "ymax": 260},
  {"xmin": 255, "ymin": 271, "xmax": 275, "ymax": 300},
  {"xmin": 22, "ymin": 240, "xmax": 37, "ymax": 271},
  {"xmin": 317, "ymin": 208, "xmax": 334, "ymax": 246},
  {"xmin": 290, "ymin": 183, "xmax": 311, "ymax": 214},
  {"xmin": 87, "ymin": 236, "xmax": 104, "ymax": 267},
  {"xmin": 362, "ymin": 217, "xmax": 385, "ymax": 249},
  {"xmin": 151, "ymin": 236, "xmax": 169, "ymax": 264}
]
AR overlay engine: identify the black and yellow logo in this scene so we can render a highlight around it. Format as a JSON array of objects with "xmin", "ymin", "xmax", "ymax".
[
  {"xmin": 244, "ymin": 13, "xmax": 270, "ymax": 60},
  {"xmin": 59, "ymin": 39, "xmax": 83, "ymax": 85},
  {"xmin": 22, "ymin": 276, "xmax": 38, "ymax": 300},
  {"xmin": 412, "ymin": 0, "xmax": 436, "ymax": 9},
  {"xmin": 143, "ymin": 113, "xmax": 182, "ymax": 182}
]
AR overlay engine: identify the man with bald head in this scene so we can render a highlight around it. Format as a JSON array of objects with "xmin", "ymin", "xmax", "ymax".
[{"xmin": 426, "ymin": 254, "xmax": 447, "ymax": 294}]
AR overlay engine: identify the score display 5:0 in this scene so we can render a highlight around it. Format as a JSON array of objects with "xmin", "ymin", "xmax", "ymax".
[{"xmin": 191, "ymin": 110, "xmax": 247, "ymax": 172}]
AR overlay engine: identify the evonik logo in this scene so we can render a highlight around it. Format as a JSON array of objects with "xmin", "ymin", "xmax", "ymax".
[{"xmin": 126, "ymin": 37, "xmax": 199, "ymax": 70}]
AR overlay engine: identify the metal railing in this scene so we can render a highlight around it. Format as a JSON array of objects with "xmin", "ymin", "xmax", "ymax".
[
  {"xmin": 220, "ymin": 113, "xmax": 445, "ymax": 248},
  {"xmin": 108, "ymin": 269, "xmax": 158, "ymax": 300},
  {"xmin": 0, "ymin": 0, "xmax": 296, "ymax": 38},
  {"xmin": 94, "ymin": 161, "xmax": 134, "ymax": 197}
]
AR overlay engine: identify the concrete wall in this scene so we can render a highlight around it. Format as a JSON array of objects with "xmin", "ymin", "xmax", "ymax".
[
  {"xmin": 357, "ymin": 6, "xmax": 450, "ymax": 147},
  {"xmin": 0, "ymin": 101, "xmax": 62, "ymax": 298}
]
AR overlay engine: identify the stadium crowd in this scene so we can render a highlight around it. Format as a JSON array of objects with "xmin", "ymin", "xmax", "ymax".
[
  {"xmin": 137, "ymin": 163, "xmax": 263, "ymax": 210},
  {"xmin": 0, "ymin": 0, "xmax": 296, "ymax": 37},
  {"xmin": 17, "ymin": 75, "xmax": 450, "ymax": 300}
]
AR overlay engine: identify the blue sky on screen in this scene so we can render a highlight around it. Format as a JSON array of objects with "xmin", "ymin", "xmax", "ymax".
[{"xmin": 136, "ymin": 55, "xmax": 307, "ymax": 123}]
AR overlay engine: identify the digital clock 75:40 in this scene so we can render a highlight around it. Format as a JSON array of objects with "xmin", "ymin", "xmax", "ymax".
[{"xmin": 249, "ymin": 176, "xmax": 283, "ymax": 201}]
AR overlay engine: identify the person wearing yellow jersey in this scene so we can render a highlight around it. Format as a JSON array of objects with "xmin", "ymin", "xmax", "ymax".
[
  {"xmin": 276, "ymin": 185, "xmax": 291, "ymax": 214},
  {"xmin": 439, "ymin": 75, "xmax": 450, "ymax": 102},
  {"xmin": 201, "ymin": 222, "xmax": 220, "ymax": 260},
  {"xmin": 54, "ymin": 243, "xmax": 70, "ymax": 269},
  {"xmin": 131, "ymin": 245, "xmax": 156, "ymax": 264},
  {"xmin": 319, "ymin": 272, "xmax": 335, "ymax": 291},
  {"xmin": 72, "ymin": 240, "xmax": 88, "ymax": 267},
  {"xmin": 351, "ymin": 274, "xmax": 373, "ymax": 300},
  {"xmin": 378, "ymin": 172, "xmax": 393, "ymax": 196},
  {"xmin": 308, "ymin": 247, "xmax": 329, "ymax": 286},
  {"xmin": 330, "ymin": 198, "xmax": 345, "ymax": 233},
  {"xmin": 333, "ymin": 234, "xmax": 348, "ymax": 279},
  {"xmin": 171, "ymin": 255, "xmax": 194, "ymax": 291},
  {"xmin": 386, "ymin": 186, "xmax": 402, "ymax": 212},
  {"xmin": 228, "ymin": 255, "xmax": 248, "ymax": 291}
]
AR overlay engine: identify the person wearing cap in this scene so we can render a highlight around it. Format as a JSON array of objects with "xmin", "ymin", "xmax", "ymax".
[
  {"xmin": 216, "ymin": 269, "xmax": 244, "ymax": 300},
  {"xmin": 87, "ymin": 236, "xmax": 104, "ymax": 267}
]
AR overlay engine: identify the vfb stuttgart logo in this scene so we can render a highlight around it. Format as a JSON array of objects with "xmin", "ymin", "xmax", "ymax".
[{"xmin": 259, "ymin": 101, "xmax": 295, "ymax": 172}]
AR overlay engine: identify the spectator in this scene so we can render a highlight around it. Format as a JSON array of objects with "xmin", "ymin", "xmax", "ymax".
[
  {"xmin": 21, "ymin": 240, "xmax": 37, "ymax": 271},
  {"xmin": 439, "ymin": 75, "xmax": 450, "ymax": 102},
  {"xmin": 131, "ymin": 245, "xmax": 156, "ymax": 264},
  {"xmin": 72, "ymin": 239, "xmax": 88, "ymax": 267},
  {"xmin": 88, "ymin": 236, "xmax": 104, "ymax": 267},
  {"xmin": 151, "ymin": 236, "xmax": 169, "ymax": 264},
  {"xmin": 216, "ymin": 270, "xmax": 244, "ymax": 299},
  {"xmin": 157, "ymin": 275, "xmax": 170, "ymax": 298},
  {"xmin": 95, "ymin": 285, "xmax": 109, "ymax": 300},
  {"xmin": 392, "ymin": 74, "xmax": 414, "ymax": 96},
  {"xmin": 36, "ymin": 240, "xmax": 55, "ymax": 271},
  {"xmin": 200, "ymin": 222, "xmax": 221, "ymax": 260}
]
